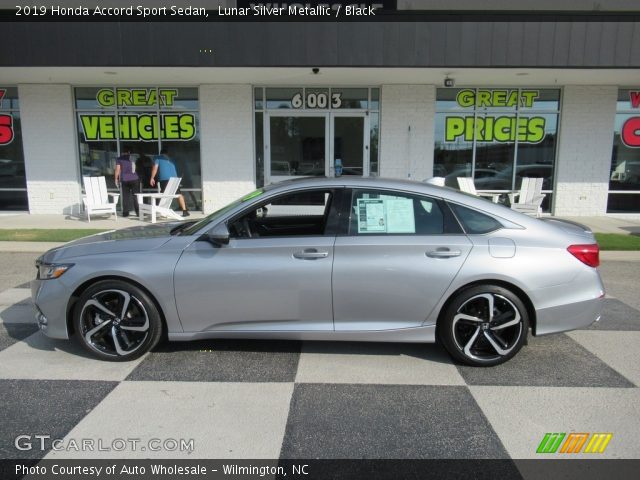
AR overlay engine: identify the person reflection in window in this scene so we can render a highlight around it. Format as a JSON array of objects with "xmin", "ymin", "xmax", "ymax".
[{"xmin": 114, "ymin": 145, "xmax": 140, "ymax": 218}]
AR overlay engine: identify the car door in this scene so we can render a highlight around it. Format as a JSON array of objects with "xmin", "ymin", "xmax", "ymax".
[
  {"xmin": 332, "ymin": 188, "xmax": 473, "ymax": 331},
  {"xmin": 173, "ymin": 188, "xmax": 339, "ymax": 332}
]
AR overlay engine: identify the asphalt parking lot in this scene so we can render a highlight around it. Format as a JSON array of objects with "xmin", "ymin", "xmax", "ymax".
[{"xmin": 0, "ymin": 252, "xmax": 639, "ymax": 462}]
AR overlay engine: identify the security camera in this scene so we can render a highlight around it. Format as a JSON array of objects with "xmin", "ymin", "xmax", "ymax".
[
  {"xmin": 444, "ymin": 77, "xmax": 455, "ymax": 88},
  {"xmin": 312, "ymin": 67, "xmax": 320, "ymax": 75}
]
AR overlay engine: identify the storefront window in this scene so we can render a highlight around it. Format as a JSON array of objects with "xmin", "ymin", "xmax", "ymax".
[
  {"xmin": 434, "ymin": 88, "xmax": 560, "ymax": 212},
  {"xmin": 608, "ymin": 89, "xmax": 640, "ymax": 213},
  {"xmin": 74, "ymin": 87, "xmax": 201, "ymax": 211},
  {"xmin": 0, "ymin": 87, "xmax": 28, "ymax": 211}
]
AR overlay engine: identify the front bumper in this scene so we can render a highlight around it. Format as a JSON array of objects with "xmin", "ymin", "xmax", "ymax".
[{"xmin": 31, "ymin": 277, "xmax": 72, "ymax": 339}]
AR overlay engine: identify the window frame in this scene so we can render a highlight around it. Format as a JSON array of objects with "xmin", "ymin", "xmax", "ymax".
[
  {"xmin": 226, "ymin": 187, "xmax": 344, "ymax": 239},
  {"xmin": 446, "ymin": 201, "xmax": 505, "ymax": 235},
  {"xmin": 340, "ymin": 188, "xmax": 464, "ymax": 237}
]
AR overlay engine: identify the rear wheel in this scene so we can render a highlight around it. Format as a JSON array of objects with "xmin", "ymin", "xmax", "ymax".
[
  {"xmin": 73, "ymin": 280, "xmax": 162, "ymax": 361},
  {"xmin": 439, "ymin": 285, "xmax": 529, "ymax": 367}
]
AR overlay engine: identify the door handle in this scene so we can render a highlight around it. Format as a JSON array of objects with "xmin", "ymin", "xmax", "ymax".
[
  {"xmin": 293, "ymin": 249, "xmax": 329, "ymax": 260},
  {"xmin": 426, "ymin": 248, "xmax": 462, "ymax": 258}
]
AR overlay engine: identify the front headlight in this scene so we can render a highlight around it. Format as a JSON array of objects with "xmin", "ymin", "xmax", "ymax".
[{"xmin": 37, "ymin": 263, "xmax": 74, "ymax": 280}]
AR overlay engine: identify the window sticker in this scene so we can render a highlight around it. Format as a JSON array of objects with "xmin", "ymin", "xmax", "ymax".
[
  {"xmin": 357, "ymin": 199, "xmax": 386, "ymax": 233},
  {"xmin": 386, "ymin": 198, "xmax": 415, "ymax": 233},
  {"xmin": 356, "ymin": 197, "xmax": 415, "ymax": 234}
]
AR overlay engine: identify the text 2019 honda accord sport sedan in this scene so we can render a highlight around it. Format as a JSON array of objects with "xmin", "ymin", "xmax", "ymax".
[{"xmin": 31, "ymin": 177, "xmax": 604, "ymax": 366}]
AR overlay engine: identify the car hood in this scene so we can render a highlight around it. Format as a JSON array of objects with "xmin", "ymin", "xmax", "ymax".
[{"xmin": 39, "ymin": 222, "xmax": 184, "ymax": 263}]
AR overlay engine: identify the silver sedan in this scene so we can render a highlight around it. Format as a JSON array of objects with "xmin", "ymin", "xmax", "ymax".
[{"xmin": 31, "ymin": 177, "xmax": 604, "ymax": 366}]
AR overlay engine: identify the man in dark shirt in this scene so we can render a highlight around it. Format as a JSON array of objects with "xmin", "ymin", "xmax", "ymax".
[{"xmin": 115, "ymin": 145, "xmax": 140, "ymax": 217}]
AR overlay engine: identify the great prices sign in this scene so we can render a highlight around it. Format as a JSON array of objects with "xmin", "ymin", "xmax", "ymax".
[
  {"xmin": 0, "ymin": 89, "xmax": 14, "ymax": 146},
  {"xmin": 445, "ymin": 89, "xmax": 547, "ymax": 144},
  {"xmin": 78, "ymin": 88, "xmax": 196, "ymax": 142},
  {"xmin": 621, "ymin": 91, "xmax": 640, "ymax": 148}
]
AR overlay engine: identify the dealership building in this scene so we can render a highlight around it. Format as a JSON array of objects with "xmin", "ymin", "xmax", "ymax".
[{"xmin": 0, "ymin": 0, "xmax": 639, "ymax": 216}]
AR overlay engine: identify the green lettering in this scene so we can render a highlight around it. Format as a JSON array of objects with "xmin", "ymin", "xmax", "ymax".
[
  {"xmin": 96, "ymin": 89, "xmax": 114, "ymax": 107},
  {"xmin": 465, "ymin": 117, "xmax": 475, "ymax": 141},
  {"xmin": 506, "ymin": 90, "xmax": 519, "ymax": 107},
  {"xmin": 132, "ymin": 89, "xmax": 148, "ymax": 106},
  {"xmin": 137, "ymin": 115, "xmax": 155, "ymax": 141},
  {"xmin": 179, "ymin": 114, "xmax": 196, "ymax": 140},
  {"xmin": 445, "ymin": 116, "xmax": 465, "ymax": 141},
  {"xmin": 521, "ymin": 90, "xmax": 539, "ymax": 108},
  {"xmin": 456, "ymin": 90, "xmax": 475, "ymax": 108},
  {"xmin": 98, "ymin": 116, "xmax": 115, "ymax": 139},
  {"xmin": 118, "ymin": 115, "xmax": 129, "ymax": 140},
  {"xmin": 526, "ymin": 117, "xmax": 545, "ymax": 143},
  {"xmin": 116, "ymin": 89, "xmax": 132, "ymax": 107},
  {"xmin": 163, "ymin": 115, "xmax": 180, "ymax": 139},
  {"xmin": 160, "ymin": 89, "xmax": 178, "ymax": 106},
  {"xmin": 492, "ymin": 90, "xmax": 507, "ymax": 107},
  {"xmin": 80, "ymin": 116, "xmax": 100, "ymax": 140},
  {"xmin": 474, "ymin": 117, "xmax": 487, "ymax": 141},
  {"xmin": 493, "ymin": 117, "xmax": 512, "ymax": 142},
  {"xmin": 476, "ymin": 91, "xmax": 492, "ymax": 108}
]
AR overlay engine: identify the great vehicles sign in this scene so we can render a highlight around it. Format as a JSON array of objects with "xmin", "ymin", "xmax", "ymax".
[
  {"xmin": 78, "ymin": 88, "xmax": 196, "ymax": 142},
  {"xmin": 445, "ymin": 89, "xmax": 547, "ymax": 144}
]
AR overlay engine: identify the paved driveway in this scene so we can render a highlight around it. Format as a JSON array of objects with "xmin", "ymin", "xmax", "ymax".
[{"xmin": 0, "ymin": 252, "xmax": 639, "ymax": 461}]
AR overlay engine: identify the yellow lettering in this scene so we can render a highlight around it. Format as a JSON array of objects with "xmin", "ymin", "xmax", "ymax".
[
  {"xmin": 521, "ymin": 90, "xmax": 539, "ymax": 107},
  {"xmin": 131, "ymin": 89, "xmax": 148, "ymax": 106},
  {"xmin": 98, "ymin": 116, "xmax": 115, "ymax": 139},
  {"xmin": 445, "ymin": 116, "xmax": 466, "ymax": 141},
  {"xmin": 96, "ymin": 89, "xmax": 114, "ymax": 107},
  {"xmin": 179, "ymin": 114, "xmax": 195, "ymax": 140},
  {"xmin": 456, "ymin": 90, "xmax": 475, "ymax": 108},
  {"xmin": 526, "ymin": 117, "xmax": 545, "ymax": 143},
  {"xmin": 160, "ymin": 89, "xmax": 178, "ymax": 106},
  {"xmin": 163, "ymin": 115, "xmax": 180, "ymax": 139}
]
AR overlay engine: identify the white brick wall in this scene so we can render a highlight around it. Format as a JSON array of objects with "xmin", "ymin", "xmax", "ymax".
[
  {"xmin": 19, "ymin": 84, "xmax": 81, "ymax": 215},
  {"xmin": 379, "ymin": 85, "xmax": 435, "ymax": 181},
  {"xmin": 199, "ymin": 85, "xmax": 256, "ymax": 214},
  {"xmin": 553, "ymin": 86, "xmax": 617, "ymax": 216}
]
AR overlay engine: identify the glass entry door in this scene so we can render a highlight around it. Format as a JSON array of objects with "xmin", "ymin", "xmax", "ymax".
[
  {"xmin": 330, "ymin": 113, "xmax": 368, "ymax": 177},
  {"xmin": 265, "ymin": 112, "xmax": 369, "ymax": 184},
  {"xmin": 266, "ymin": 114, "xmax": 328, "ymax": 184}
]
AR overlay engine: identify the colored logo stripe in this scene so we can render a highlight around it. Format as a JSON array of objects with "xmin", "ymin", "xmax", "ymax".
[
  {"xmin": 584, "ymin": 433, "xmax": 613, "ymax": 454},
  {"xmin": 537, "ymin": 433, "xmax": 613, "ymax": 454},
  {"xmin": 536, "ymin": 433, "xmax": 565, "ymax": 453},
  {"xmin": 560, "ymin": 433, "xmax": 589, "ymax": 454}
]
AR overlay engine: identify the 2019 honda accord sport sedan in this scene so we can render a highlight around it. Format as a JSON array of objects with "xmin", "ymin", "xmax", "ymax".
[{"xmin": 31, "ymin": 177, "xmax": 604, "ymax": 366}]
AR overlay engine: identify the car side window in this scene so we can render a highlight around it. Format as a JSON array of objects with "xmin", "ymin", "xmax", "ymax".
[
  {"xmin": 349, "ymin": 190, "xmax": 444, "ymax": 235},
  {"xmin": 448, "ymin": 203, "xmax": 503, "ymax": 234},
  {"xmin": 229, "ymin": 190, "xmax": 333, "ymax": 239}
]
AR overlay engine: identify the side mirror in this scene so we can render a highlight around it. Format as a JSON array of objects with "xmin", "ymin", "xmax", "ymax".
[{"xmin": 201, "ymin": 223, "xmax": 230, "ymax": 247}]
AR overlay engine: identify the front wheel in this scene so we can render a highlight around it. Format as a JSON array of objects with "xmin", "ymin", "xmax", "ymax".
[
  {"xmin": 73, "ymin": 280, "xmax": 163, "ymax": 361},
  {"xmin": 438, "ymin": 285, "xmax": 529, "ymax": 367}
]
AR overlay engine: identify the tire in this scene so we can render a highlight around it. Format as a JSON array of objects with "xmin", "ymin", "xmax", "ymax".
[
  {"xmin": 73, "ymin": 279, "xmax": 163, "ymax": 361},
  {"xmin": 438, "ymin": 285, "xmax": 529, "ymax": 367}
]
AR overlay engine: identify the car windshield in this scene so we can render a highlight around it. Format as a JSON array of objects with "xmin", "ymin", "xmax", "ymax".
[{"xmin": 180, "ymin": 188, "xmax": 266, "ymax": 236}]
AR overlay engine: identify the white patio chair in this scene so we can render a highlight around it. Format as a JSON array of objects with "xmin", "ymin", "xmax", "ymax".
[
  {"xmin": 135, "ymin": 177, "xmax": 183, "ymax": 223},
  {"xmin": 509, "ymin": 177, "xmax": 546, "ymax": 217},
  {"xmin": 82, "ymin": 176, "xmax": 119, "ymax": 222},
  {"xmin": 457, "ymin": 177, "xmax": 500, "ymax": 203}
]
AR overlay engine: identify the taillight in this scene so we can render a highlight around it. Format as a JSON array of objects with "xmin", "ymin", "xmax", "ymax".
[{"xmin": 567, "ymin": 244, "xmax": 600, "ymax": 268}]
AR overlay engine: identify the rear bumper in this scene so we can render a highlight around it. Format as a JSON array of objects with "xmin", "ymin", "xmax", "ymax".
[{"xmin": 534, "ymin": 293, "xmax": 604, "ymax": 336}]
